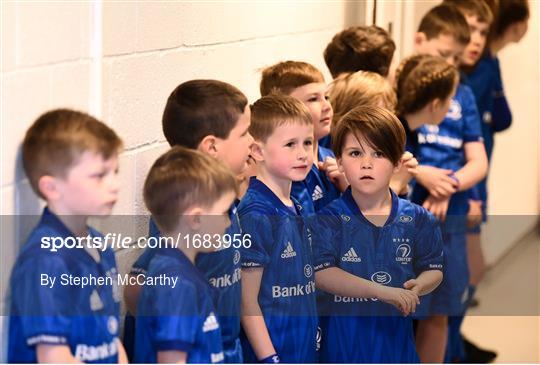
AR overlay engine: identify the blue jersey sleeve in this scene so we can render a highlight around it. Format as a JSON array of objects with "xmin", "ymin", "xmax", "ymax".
[
  {"xmin": 461, "ymin": 85, "xmax": 483, "ymax": 143},
  {"xmin": 152, "ymin": 279, "xmax": 199, "ymax": 352},
  {"xmin": 13, "ymin": 255, "xmax": 72, "ymax": 346},
  {"xmin": 310, "ymin": 213, "xmax": 341, "ymax": 271},
  {"xmin": 414, "ymin": 210, "xmax": 444, "ymax": 275},
  {"xmin": 492, "ymin": 58, "xmax": 512, "ymax": 132},
  {"xmin": 238, "ymin": 213, "xmax": 272, "ymax": 268}
]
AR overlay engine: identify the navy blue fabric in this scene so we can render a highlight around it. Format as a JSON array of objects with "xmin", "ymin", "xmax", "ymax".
[
  {"xmin": 238, "ymin": 177, "xmax": 318, "ymax": 363},
  {"xmin": 312, "ymin": 188, "xmax": 443, "ymax": 363},
  {"xmin": 134, "ymin": 247, "xmax": 224, "ymax": 363},
  {"xmin": 125, "ymin": 201, "xmax": 242, "ymax": 363},
  {"xmin": 291, "ymin": 146, "xmax": 341, "ymax": 214},
  {"xmin": 411, "ymin": 83, "xmax": 483, "ymax": 233},
  {"xmin": 9, "ymin": 208, "xmax": 121, "ymax": 363}
]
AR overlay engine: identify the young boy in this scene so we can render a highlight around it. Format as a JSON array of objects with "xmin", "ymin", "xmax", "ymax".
[
  {"xmin": 134, "ymin": 146, "xmax": 238, "ymax": 363},
  {"xmin": 238, "ymin": 94, "xmax": 318, "ymax": 363},
  {"xmin": 8, "ymin": 109, "xmax": 127, "ymax": 363},
  {"xmin": 324, "ymin": 25, "xmax": 396, "ymax": 78},
  {"xmin": 124, "ymin": 80, "xmax": 253, "ymax": 363},
  {"xmin": 260, "ymin": 61, "xmax": 345, "ymax": 213},
  {"xmin": 312, "ymin": 105, "xmax": 444, "ymax": 363},
  {"xmin": 412, "ymin": 4, "xmax": 489, "ymax": 362}
]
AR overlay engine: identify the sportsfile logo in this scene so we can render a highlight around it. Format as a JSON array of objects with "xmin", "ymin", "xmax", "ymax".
[
  {"xmin": 312, "ymin": 185, "xmax": 324, "ymax": 201},
  {"xmin": 202, "ymin": 312, "xmax": 219, "ymax": 333},
  {"xmin": 281, "ymin": 242, "xmax": 297, "ymax": 259},
  {"xmin": 371, "ymin": 271, "xmax": 391, "ymax": 285},
  {"xmin": 341, "ymin": 247, "xmax": 361, "ymax": 262},
  {"xmin": 395, "ymin": 243, "xmax": 412, "ymax": 264}
]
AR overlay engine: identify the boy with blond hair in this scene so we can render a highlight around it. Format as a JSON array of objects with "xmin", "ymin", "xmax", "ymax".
[
  {"xmin": 134, "ymin": 146, "xmax": 239, "ymax": 363},
  {"xmin": 260, "ymin": 61, "xmax": 345, "ymax": 213},
  {"xmin": 239, "ymin": 94, "xmax": 317, "ymax": 363},
  {"xmin": 8, "ymin": 109, "xmax": 127, "ymax": 363}
]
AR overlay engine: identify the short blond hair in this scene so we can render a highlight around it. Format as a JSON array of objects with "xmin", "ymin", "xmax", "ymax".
[
  {"xmin": 329, "ymin": 71, "xmax": 396, "ymax": 126},
  {"xmin": 144, "ymin": 146, "xmax": 238, "ymax": 233},
  {"xmin": 249, "ymin": 94, "xmax": 313, "ymax": 142},
  {"xmin": 260, "ymin": 61, "xmax": 324, "ymax": 96},
  {"xmin": 22, "ymin": 109, "xmax": 122, "ymax": 199}
]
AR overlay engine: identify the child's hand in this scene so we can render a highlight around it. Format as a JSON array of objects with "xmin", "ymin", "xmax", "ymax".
[
  {"xmin": 416, "ymin": 166, "xmax": 458, "ymax": 198},
  {"xmin": 423, "ymin": 195, "xmax": 450, "ymax": 222},
  {"xmin": 401, "ymin": 152, "xmax": 419, "ymax": 176},
  {"xmin": 403, "ymin": 279, "xmax": 423, "ymax": 296},
  {"xmin": 319, "ymin": 157, "xmax": 349, "ymax": 192},
  {"xmin": 376, "ymin": 285, "xmax": 420, "ymax": 316},
  {"xmin": 467, "ymin": 199, "xmax": 483, "ymax": 228},
  {"xmin": 390, "ymin": 152, "xmax": 418, "ymax": 195}
]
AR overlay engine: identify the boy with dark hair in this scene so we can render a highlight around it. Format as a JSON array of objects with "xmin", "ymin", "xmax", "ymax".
[
  {"xmin": 324, "ymin": 25, "xmax": 396, "ymax": 78},
  {"xmin": 124, "ymin": 79, "xmax": 253, "ymax": 363},
  {"xmin": 239, "ymin": 94, "xmax": 318, "ymax": 363},
  {"xmin": 9, "ymin": 109, "xmax": 126, "ymax": 363},
  {"xmin": 134, "ymin": 146, "xmax": 238, "ymax": 363},
  {"xmin": 312, "ymin": 105, "xmax": 443, "ymax": 363}
]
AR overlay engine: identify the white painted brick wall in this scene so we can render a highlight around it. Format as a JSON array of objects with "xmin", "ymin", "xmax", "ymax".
[{"xmin": 0, "ymin": 2, "xmax": 352, "ymax": 360}]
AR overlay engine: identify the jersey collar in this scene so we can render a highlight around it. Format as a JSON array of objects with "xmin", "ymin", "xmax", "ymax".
[
  {"xmin": 248, "ymin": 177, "xmax": 305, "ymax": 216},
  {"xmin": 341, "ymin": 187, "xmax": 399, "ymax": 228}
]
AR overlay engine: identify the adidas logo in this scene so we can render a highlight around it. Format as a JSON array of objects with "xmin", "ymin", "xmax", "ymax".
[
  {"xmin": 280, "ymin": 242, "xmax": 297, "ymax": 259},
  {"xmin": 341, "ymin": 247, "xmax": 361, "ymax": 262},
  {"xmin": 202, "ymin": 312, "xmax": 219, "ymax": 332},
  {"xmin": 312, "ymin": 185, "xmax": 323, "ymax": 201}
]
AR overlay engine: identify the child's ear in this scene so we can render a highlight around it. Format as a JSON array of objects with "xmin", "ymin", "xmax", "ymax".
[
  {"xmin": 185, "ymin": 206, "xmax": 203, "ymax": 231},
  {"xmin": 430, "ymin": 98, "xmax": 442, "ymax": 112},
  {"xmin": 393, "ymin": 158, "xmax": 403, "ymax": 174},
  {"xmin": 38, "ymin": 175, "xmax": 60, "ymax": 202},
  {"xmin": 337, "ymin": 156, "xmax": 345, "ymax": 173},
  {"xmin": 198, "ymin": 135, "xmax": 219, "ymax": 158},
  {"xmin": 250, "ymin": 141, "xmax": 265, "ymax": 162},
  {"xmin": 414, "ymin": 32, "xmax": 427, "ymax": 49}
]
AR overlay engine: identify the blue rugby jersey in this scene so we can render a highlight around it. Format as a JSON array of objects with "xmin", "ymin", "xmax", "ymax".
[
  {"xmin": 411, "ymin": 83, "xmax": 483, "ymax": 231},
  {"xmin": 467, "ymin": 55, "xmax": 511, "ymax": 217},
  {"xmin": 125, "ymin": 201, "xmax": 243, "ymax": 363},
  {"xmin": 237, "ymin": 177, "xmax": 318, "ymax": 363},
  {"xmin": 8, "ymin": 208, "xmax": 121, "ymax": 363},
  {"xmin": 312, "ymin": 188, "xmax": 444, "ymax": 363},
  {"xmin": 291, "ymin": 146, "xmax": 341, "ymax": 214},
  {"xmin": 134, "ymin": 247, "xmax": 224, "ymax": 363}
]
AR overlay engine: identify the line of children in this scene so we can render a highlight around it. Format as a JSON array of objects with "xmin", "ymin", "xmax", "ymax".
[
  {"xmin": 411, "ymin": 4, "xmax": 489, "ymax": 362},
  {"xmin": 9, "ymin": 2, "xmax": 519, "ymax": 363},
  {"xmin": 443, "ymin": 0, "xmax": 529, "ymax": 362}
]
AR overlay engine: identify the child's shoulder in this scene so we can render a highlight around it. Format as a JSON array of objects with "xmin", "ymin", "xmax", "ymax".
[
  {"xmin": 318, "ymin": 145, "xmax": 335, "ymax": 160},
  {"xmin": 395, "ymin": 197, "xmax": 438, "ymax": 229}
]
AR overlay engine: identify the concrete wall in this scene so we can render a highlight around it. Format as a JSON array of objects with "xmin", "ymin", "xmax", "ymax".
[{"xmin": 0, "ymin": 2, "xmax": 356, "ymax": 359}]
